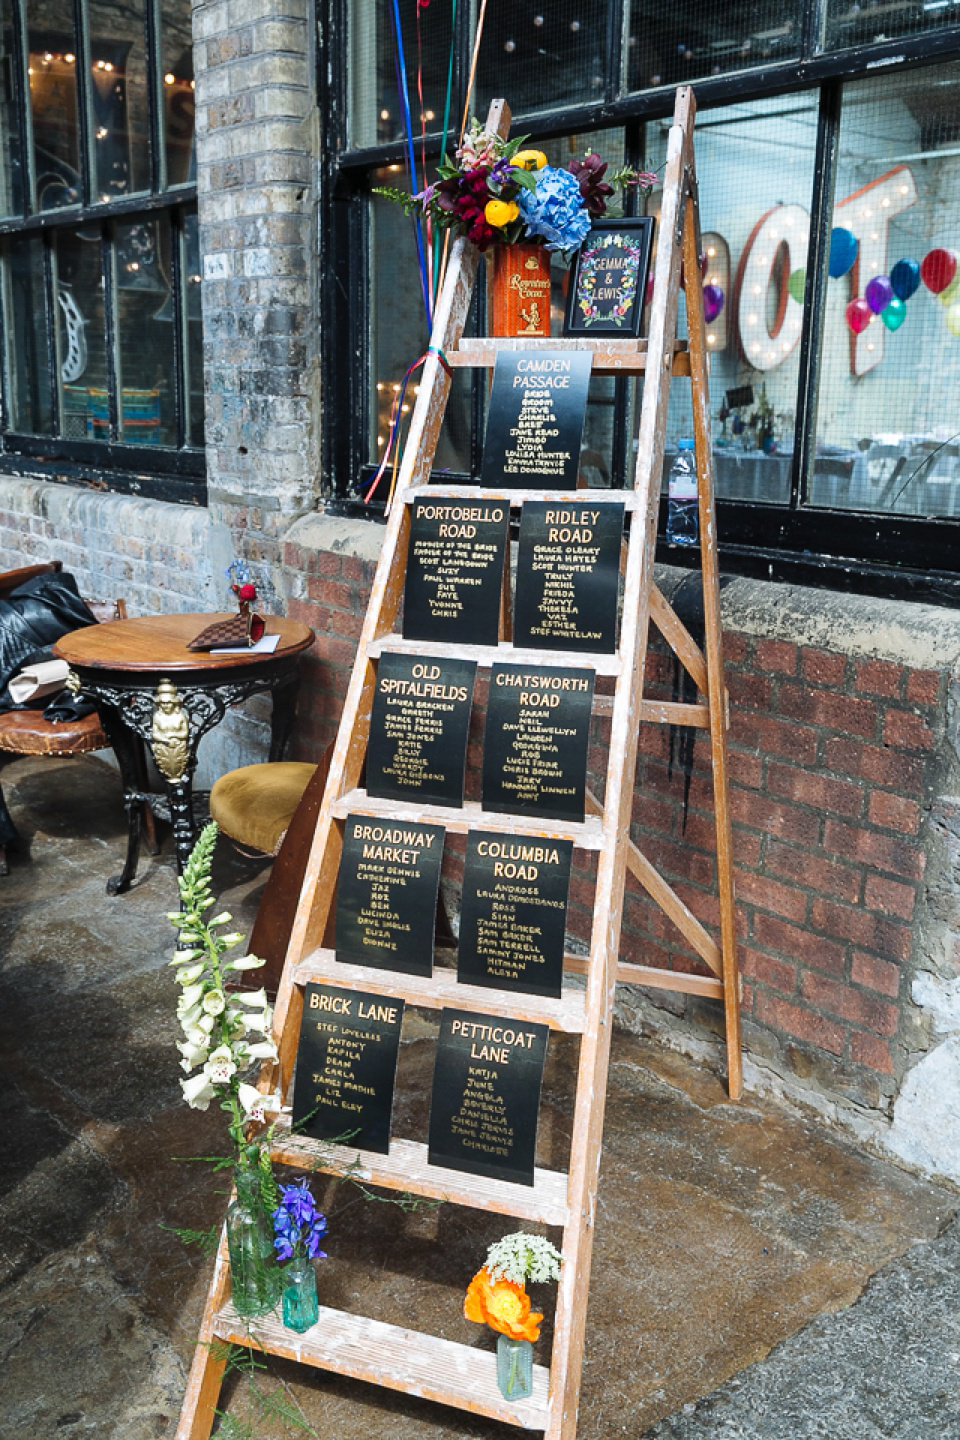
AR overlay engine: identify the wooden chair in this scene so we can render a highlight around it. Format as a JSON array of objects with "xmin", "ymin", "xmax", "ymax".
[{"xmin": 0, "ymin": 561, "xmax": 157, "ymax": 876}]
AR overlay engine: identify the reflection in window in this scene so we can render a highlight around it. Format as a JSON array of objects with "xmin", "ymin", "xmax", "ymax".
[
  {"xmin": 183, "ymin": 211, "xmax": 204, "ymax": 447},
  {"xmin": 162, "ymin": 0, "xmax": 196, "ymax": 186},
  {"xmin": 115, "ymin": 217, "xmax": 176, "ymax": 445},
  {"xmin": 5, "ymin": 235, "xmax": 51, "ymax": 432},
  {"xmin": 349, "ymin": 0, "xmax": 453, "ymax": 150},
  {"xmin": 0, "ymin": 0, "xmax": 24, "ymax": 217},
  {"xmin": 54, "ymin": 227, "xmax": 107, "ymax": 437},
  {"xmin": 822, "ymin": 0, "xmax": 960, "ymax": 53},
  {"xmin": 474, "ymin": 0, "xmax": 608, "ymax": 118},
  {"xmin": 88, "ymin": 0, "xmax": 150, "ymax": 200},
  {"xmin": 27, "ymin": 3, "xmax": 81, "ymax": 210},
  {"xmin": 626, "ymin": 0, "xmax": 801, "ymax": 91},
  {"xmin": 814, "ymin": 64, "xmax": 960, "ymax": 518}
]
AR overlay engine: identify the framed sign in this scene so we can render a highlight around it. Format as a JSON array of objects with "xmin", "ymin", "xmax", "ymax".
[{"xmin": 563, "ymin": 218, "xmax": 655, "ymax": 338}]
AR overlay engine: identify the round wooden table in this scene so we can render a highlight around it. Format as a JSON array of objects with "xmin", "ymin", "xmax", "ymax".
[{"xmin": 55, "ymin": 613, "xmax": 315, "ymax": 891}]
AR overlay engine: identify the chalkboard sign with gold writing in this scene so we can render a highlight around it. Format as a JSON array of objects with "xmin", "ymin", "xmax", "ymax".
[
  {"xmin": 291, "ymin": 983, "xmax": 405, "ymax": 1154},
  {"xmin": 367, "ymin": 652, "xmax": 477, "ymax": 807},
  {"xmin": 482, "ymin": 662, "xmax": 595, "ymax": 821},
  {"xmin": 514, "ymin": 499, "xmax": 625, "ymax": 653},
  {"xmin": 404, "ymin": 498, "xmax": 509, "ymax": 645},
  {"xmin": 428, "ymin": 1007, "xmax": 549, "ymax": 1186},
  {"xmin": 563, "ymin": 218, "xmax": 655, "ymax": 338},
  {"xmin": 336, "ymin": 814, "xmax": 445, "ymax": 976},
  {"xmin": 458, "ymin": 831, "xmax": 572, "ymax": 998},
  {"xmin": 480, "ymin": 350, "xmax": 593, "ymax": 490}
]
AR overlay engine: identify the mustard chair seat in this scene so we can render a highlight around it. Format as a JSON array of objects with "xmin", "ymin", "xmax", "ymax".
[{"xmin": 209, "ymin": 761, "xmax": 317, "ymax": 855}]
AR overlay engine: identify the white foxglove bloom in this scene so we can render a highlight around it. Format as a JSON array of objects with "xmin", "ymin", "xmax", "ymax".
[
  {"xmin": 177, "ymin": 1038, "xmax": 210, "ymax": 1070},
  {"xmin": 175, "ymin": 961, "xmax": 206, "ymax": 986},
  {"xmin": 233, "ymin": 988, "xmax": 269, "ymax": 1008},
  {"xmin": 177, "ymin": 982, "xmax": 205, "ymax": 1013},
  {"xmin": 228, "ymin": 954, "xmax": 266, "ymax": 971},
  {"xmin": 177, "ymin": 1002, "xmax": 204, "ymax": 1033},
  {"xmin": 202, "ymin": 989, "xmax": 226, "ymax": 1016},
  {"xmin": 203, "ymin": 1045, "xmax": 237, "ymax": 1085},
  {"xmin": 242, "ymin": 1039, "xmax": 278, "ymax": 1061},
  {"xmin": 237, "ymin": 1083, "xmax": 283, "ymax": 1123},
  {"xmin": 181, "ymin": 1072, "xmax": 217, "ymax": 1110}
]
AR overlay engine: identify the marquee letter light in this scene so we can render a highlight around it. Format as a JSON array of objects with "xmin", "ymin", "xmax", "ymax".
[
  {"xmin": 735, "ymin": 204, "xmax": 809, "ymax": 371},
  {"xmin": 835, "ymin": 166, "xmax": 917, "ymax": 376},
  {"xmin": 702, "ymin": 231, "xmax": 731, "ymax": 352}
]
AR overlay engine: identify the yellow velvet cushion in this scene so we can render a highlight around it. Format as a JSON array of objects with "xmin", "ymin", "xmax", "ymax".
[{"xmin": 209, "ymin": 762, "xmax": 317, "ymax": 855}]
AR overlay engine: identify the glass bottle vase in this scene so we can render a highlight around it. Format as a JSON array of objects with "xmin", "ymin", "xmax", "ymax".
[
  {"xmin": 226, "ymin": 1166, "xmax": 282, "ymax": 1317},
  {"xmin": 282, "ymin": 1257, "xmax": 319, "ymax": 1333},
  {"xmin": 496, "ymin": 1334, "xmax": 534, "ymax": 1401}
]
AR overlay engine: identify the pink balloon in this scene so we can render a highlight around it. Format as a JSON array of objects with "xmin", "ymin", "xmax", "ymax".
[
  {"xmin": 921, "ymin": 248, "xmax": 958, "ymax": 295},
  {"xmin": 646, "ymin": 273, "xmax": 655, "ymax": 305},
  {"xmin": 846, "ymin": 298, "xmax": 873, "ymax": 335}
]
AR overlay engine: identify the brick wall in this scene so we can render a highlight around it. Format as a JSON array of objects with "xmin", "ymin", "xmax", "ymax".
[{"xmin": 279, "ymin": 521, "xmax": 960, "ymax": 1119}]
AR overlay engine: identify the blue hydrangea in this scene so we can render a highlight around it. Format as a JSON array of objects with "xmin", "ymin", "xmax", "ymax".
[{"xmin": 516, "ymin": 167, "xmax": 592, "ymax": 253}]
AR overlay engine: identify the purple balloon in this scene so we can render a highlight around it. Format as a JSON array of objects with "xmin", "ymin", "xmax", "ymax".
[
  {"xmin": 865, "ymin": 275, "xmax": 893, "ymax": 315},
  {"xmin": 703, "ymin": 283, "xmax": 725, "ymax": 324}
]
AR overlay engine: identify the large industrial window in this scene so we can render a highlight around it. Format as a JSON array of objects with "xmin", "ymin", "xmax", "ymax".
[
  {"xmin": 0, "ymin": 0, "xmax": 203, "ymax": 503},
  {"xmin": 323, "ymin": 0, "xmax": 960, "ymax": 603}
]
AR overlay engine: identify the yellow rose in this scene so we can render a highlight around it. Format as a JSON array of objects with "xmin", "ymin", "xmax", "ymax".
[
  {"xmin": 484, "ymin": 199, "xmax": 519, "ymax": 228},
  {"xmin": 514, "ymin": 149, "xmax": 548, "ymax": 170}
]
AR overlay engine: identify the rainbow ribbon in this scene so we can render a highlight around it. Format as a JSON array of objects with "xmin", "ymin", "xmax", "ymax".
[{"xmin": 362, "ymin": 347, "xmax": 453, "ymax": 506}]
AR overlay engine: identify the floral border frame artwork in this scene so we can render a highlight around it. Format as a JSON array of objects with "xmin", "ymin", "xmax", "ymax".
[{"xmin": 563, "ymin": 217, "xmax": 655, "ymax": 339}]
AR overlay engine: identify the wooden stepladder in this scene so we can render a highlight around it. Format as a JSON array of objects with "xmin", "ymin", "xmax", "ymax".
[{"xmin": 178, "ymin": 84, "xmax": 741, "ymax": 1440}]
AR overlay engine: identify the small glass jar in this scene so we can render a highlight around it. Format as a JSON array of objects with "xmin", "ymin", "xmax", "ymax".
[
  {"xmin": 282, "ymin": 1257, "xmax": 319, "ymax": 1333},
  {"xmin": 496, "ymin": 1334, "xmax": 534, "ymax": 1401},
  {"xmin": 226, "ymin": 1166, "xmax": 282, "ymax": 1317}
]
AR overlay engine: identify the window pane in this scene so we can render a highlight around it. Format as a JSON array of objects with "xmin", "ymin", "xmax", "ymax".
[
  {"xmin": 4, "ymin": 234, "xmax": 52, "ymax": 431},
  {"xmin": 370, "ymin": 170, "xmax": 472, "ymax": 478},
  {"xmin": 0, "ymin": 0, "xmax": 25, "ymax": 216},
  {"xmin": 183, "ymin": 210, "xmax": 203, "ymax": 446},
  {"xmin": 54, "ymin": 225, "xmax": 108, "ymax": 435},
  {"xmin": 813, "ymin": 64, "xmax": 960, "ymax": 518},
  {"xmin": 349, "ymin": 0, "xmax": 454, "ymax": 151},
  {"xmin": 115, "ymin": 216, "xmax": 175, "ymax": 445},
  {"xmin": 27, "ymin": 2, "xmax": 81, "ymax": 210},
  {"xmin": 822, "ymin": 0, "xmax": 960, "ymax": 53},
  {"xmin": 625, "ymin": 0, "xmax": 800, "ymax": 92},
  {"xmin": 88, "ymin": 0, "xmax": 150, "ymax": 200},
  {"xmin": 640, "ymin": 96, "xmax": 818, "ymax": 505},
  {"xmin": 162, "ymin": 0, "xmax": 196, "ymax": 187},
  {"xmin": 474, "ymin": 0, "xmax": 608, "ymax": 118}
]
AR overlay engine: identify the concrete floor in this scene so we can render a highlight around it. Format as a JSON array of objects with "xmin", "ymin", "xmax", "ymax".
[{"xmin": 1, "ymin": 752, "xmax": 957, "ymax": 1440}]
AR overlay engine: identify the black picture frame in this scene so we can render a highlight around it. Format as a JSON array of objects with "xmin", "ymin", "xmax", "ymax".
[{"xmin": 563, "ymin": 217, "xmax": 656, "ymax": 339}]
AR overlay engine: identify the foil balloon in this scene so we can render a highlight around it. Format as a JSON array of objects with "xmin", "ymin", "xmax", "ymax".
[
  {"xmin": 890, "ymin": 258, "xmax": 921, "ymax": 301},
  {"xmin": 865, "ymin": 276, "xmax": 893, "ymax": 314},
  {"xmin": 829, "ymin": 228, "xmax": 858, "ymax": 279},
  {"xmin": 881, "ymin": 297, "xmax": 907, "ymax": 331},
  {"xmin": 702, "ymin": 283, "xmax": 725, "ymax": 323},
  {"xmin": 845, "ymin": 298, "xmax": 873, "ymax": 334},
  {"xmin": 947, "ymin": 302, "xmax": 960, "ymax": 338},
  {"xmin": 787, "ymin": 267, "xmax": 806, "ymax": 304},
  {"xmin": 921, "ymin": 248, "xmax": 958, "ymax": 295}
]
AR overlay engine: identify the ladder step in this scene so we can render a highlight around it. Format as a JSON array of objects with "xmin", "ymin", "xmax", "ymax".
[
  {"xmin": 270, "ymin": 1128, "xmax": 570, "ymax": 1227},
  {"xmin": 449, "ymin": 335, "xmax": 689, "ymax": 375},
  {"xmin": 294, "ymin": 948, "xmax": 588, "ymax": 1033},
  {"xmin": 401, "ymin": 484, "xmax": 638, "ymax": 509},
  {"xmin": 332, "ymin": 789, "xmax": 606, "ymax": 849},
  {"xmin": 368, "ymin": 635, "xmax": 621, "ymax": 677},
  {"xmin": 212, "ymin": 1301, "xmax": 551, "ymax": 1430}
]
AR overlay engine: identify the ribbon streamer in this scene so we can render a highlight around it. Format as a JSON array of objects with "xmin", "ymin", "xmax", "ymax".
[{"xmin": 362, "ymin": 347, "xmax": 453, "ymax": 507}]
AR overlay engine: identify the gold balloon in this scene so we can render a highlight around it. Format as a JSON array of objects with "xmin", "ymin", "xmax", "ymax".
[{"xmin": 939, "ymin": 271, "xmax": 960, "ymax": 307}]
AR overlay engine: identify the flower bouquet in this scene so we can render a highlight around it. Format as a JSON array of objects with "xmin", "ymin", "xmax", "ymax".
[
  {"xmin": 464, "ymin": 1232, "xmax": 563, "ymax": 1402},
  {"xmin": 170, "ymin": 821, "xmax": 286, "ymax": 1315},
  {"xmin": 273, "ymin": 1178, "xmax": 328, "ymax": 1333}
]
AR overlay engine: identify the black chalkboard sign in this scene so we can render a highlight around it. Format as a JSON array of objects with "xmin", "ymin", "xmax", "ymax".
[
  {"xmin": 336, "ymin": 814, "xmax": 445, "ymax": 976},
  {"xmin": 482, "ymin": 662, "xmax": 595, "ymax": 821},
  {"xmin": 514, "ymin": 499, "xmax": 624, "ymax": 653},
  {"xmin": 367, "ymin": 652, "xmax": 477, "ymax": 808},
  {"xmin": 428, "ymin": 1007, "xmax": 549, "ymax": 1186},
  {"xmin": 458, "ymin": 831, "xmax": 572, "ymax": 998},
  {"xmin": 291, "ymin": 983, "xmax": 405, "ymax": 1155},
  {"xmin": 404, "ymin": 497, "xmax": 509, "ymax": 645},
  {"xmin": 480, "ymin": 350, "xmax": 593, "ymax": 490},
  {"xmin": 562, "ymin": 218, "xmax": 655, "ymax": 338}
]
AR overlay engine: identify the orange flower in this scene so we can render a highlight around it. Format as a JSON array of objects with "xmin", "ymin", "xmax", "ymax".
[{"xmin": 464, "ymin": 1268, "xmax": 542, "ymax": 1342}]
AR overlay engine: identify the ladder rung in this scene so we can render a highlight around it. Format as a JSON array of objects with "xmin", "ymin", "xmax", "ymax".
[
  {"xmin": 271, "ymin": 1128, "xmax": 570, "ymax": 1226},
  {"xmin": 332, "ymin": 788, "xmax": 606, "ymax": 849},
  {"xmin": 449, "ymin": 335, "xmax": 690, "ymax": 375},
  {"xmin": 368, "ymin": 635, "xmax": 621, "ymax": 677},
  {"xmin": 294, "ymin": 948, "xmax": 588, "ymax": 1033},
  {"xmin": 400, "ymin": 484, "xmax": 638, "ymax": 510},
  {"xmin": 212, "ymin": 1301, "xmax": 550, "ymax": 1430}
]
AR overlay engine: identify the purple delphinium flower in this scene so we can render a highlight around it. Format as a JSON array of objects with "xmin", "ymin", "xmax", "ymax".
[
  {"xmin": 273, "ymin": 1180, "xmax": 328, "ymax": 1263},
  {"xmin": 515, "ymin": 166, "xmax": 591, "ymax": 253}
]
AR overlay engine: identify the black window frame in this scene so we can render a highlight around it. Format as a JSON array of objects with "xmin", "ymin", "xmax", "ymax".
[
  {"xmin": 0, "ymin": 0, "xmax": 204, "ymax": 506},
  {"xmin": 320, "ymin": 0, "xmax": 960, "ymax": 606}
]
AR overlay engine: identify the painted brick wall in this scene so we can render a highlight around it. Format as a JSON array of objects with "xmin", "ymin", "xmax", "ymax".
[{"xmin": 280, "ymin": 519, "xmax": 960, "ymax": 1117}]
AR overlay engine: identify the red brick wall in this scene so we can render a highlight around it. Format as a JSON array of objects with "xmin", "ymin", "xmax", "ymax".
[{"xmin": 281, "ymin": 527, "xmax": 952, "ymax": 1113}]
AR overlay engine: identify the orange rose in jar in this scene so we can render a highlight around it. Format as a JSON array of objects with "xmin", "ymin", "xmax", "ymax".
[{"xmin": 464, "ymin": 1268, "xmax": 543, "ymax": 1343}]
